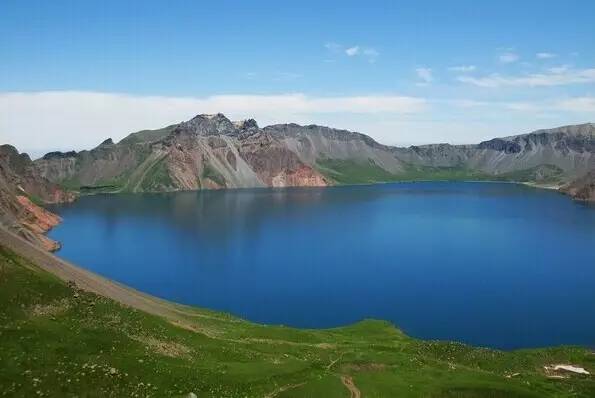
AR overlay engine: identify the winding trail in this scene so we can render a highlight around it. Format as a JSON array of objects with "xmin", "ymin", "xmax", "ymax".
[
  {"xmin": 264, "ymin": 382, "xmax": 306, "ymax": 398},
  {"xmin": 341, "ymin": 375, "xmax": 361, "ymax": 398}
]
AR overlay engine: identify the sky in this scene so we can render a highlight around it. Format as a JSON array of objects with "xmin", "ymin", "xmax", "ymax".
[{"xmin": 1, "ymin": 0, "xmax": 595, "ymax": 157}]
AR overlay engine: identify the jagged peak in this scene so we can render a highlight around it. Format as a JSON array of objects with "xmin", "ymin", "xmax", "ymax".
[
  {"xmin": 174, "ymin": 112, "xmax": 237, "ymax": 136},
  {"xmin": 190, "ymin": 112, "xmax": 230, "ymax": 122},
  {"xmin": 100, "ymin": 138, "xmax": 114, "ymax": 146},
  {"xmin": 41, "ymin": 150, "xmax": 77, "ymax": 160},
  {"xmin": 233, "ymin": 118, "xmax": 259, "ymax": 130}
]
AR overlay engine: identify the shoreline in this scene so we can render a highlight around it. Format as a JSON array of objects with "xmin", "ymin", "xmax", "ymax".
[{"xmin": 1, "ymin": 216, "xmax": 590, "ymax": 353}]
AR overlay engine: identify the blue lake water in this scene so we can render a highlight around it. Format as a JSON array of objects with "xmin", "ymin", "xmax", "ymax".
[{"xmin": 48, "ymin": 182, "xmax": 595, "ymax": 350}]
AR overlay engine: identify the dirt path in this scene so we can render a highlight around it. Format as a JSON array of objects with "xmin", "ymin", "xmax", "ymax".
[
  {"xmin": 0, "ymin": 226, "xmax": 336, "ymax": 352},
  {"xmin": 341, "ymin": 375, "xmax": 361, "ymax": 398},
  {"xmin": 264, "ymin": 382, "xmax": 306, "ymax": 398}
]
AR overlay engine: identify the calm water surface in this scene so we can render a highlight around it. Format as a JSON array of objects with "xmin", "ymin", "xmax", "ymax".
[{"xmin": 49, "ymin": 182, "xmax": 595, "ymax": 349}]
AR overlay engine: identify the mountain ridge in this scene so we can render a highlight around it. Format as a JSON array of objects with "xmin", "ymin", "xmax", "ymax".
[
  {"xmin": 32, "ymin": 114, "xmax": 594, "ymax": 194},
  {"xmin": 2, "ymin": 115, "xmax": 594, "ymax": 250}
]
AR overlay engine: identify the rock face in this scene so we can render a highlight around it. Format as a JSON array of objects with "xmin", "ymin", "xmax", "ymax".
[
  {"xmin": 560, "ymin": 171, "xmax": 595, "ymax": 202},
  {"xmin": 33, "ymin": 116, "xmax": 594, "ymax": 194},
  {"xmin": 35, "ymin": 114, "xmax": 329, "ymax": 193},
  {"xmin": 0, "ymin": 145, "xmax": 75, "ymax": 250},
  {"xmin": 393, "ymin": 123, "xmax": 595, "ymax": 178}
]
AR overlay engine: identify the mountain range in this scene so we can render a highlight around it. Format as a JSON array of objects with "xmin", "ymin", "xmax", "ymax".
[{"xmin": 1, "ymin": 114, "xmax": 594, "ymax": 249}]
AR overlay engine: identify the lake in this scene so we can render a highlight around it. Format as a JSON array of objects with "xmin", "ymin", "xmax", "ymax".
[{"xmin": 48, "ymin": 182, "xmax": 595, "ymax": 350}]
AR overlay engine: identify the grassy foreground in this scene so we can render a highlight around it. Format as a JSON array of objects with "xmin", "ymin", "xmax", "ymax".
[{"xmin": 0, "ymin": 246, "xmax": 593, "ymax": 397}]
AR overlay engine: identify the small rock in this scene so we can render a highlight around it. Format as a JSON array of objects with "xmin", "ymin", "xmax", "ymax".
[
  {"xmin": 109, "ymin": 368, "xmax": 117, "ymax": 375},
  {"xmin": 187, "ymin": 393, "xmax": 197, "ymax": 398}
]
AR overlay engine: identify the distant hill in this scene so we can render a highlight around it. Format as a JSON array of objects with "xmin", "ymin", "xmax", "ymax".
[{"xmin": 32, "ymin": 115, "xmax": 594, "ymax": 194}]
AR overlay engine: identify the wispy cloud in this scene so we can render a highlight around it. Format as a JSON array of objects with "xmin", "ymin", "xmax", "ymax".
[
  {"xmin": 324, "ymin": 43, "xmax": 379, "ymax": 63},
  {"xmin": 324, "ymin": 42, "xmax": 341, "ymax": 52},
  {"xmin": 457, "ymin": 67, "xmax": 595, "ymax": 88},
  {"xmin": 272, "ymin": 72, "xmax": 303, "ymax": 81},
  {"xmin": 345, "ymin": 46, "xmax": 360, "ymax": 56},
  {"xmin": 450, "ymin": 96, "xmax": 595, "ymax": 114},
  {"xmin": 499, "ymin": 52, "xmax": 519, "ymax": 63},
  {"xmin": 555, "ymin": 97, "xmax": 595, "ymax": 112},
  {"xmin": 415, "ymin": 68, "xmax": 433, "ymax": 86},
  {"xmin": 547, "ymin": 65, "xmax": 571, "ymax": 74},
  {"xmin": 536, "ymin": 52, "xmax": 557, "ymax": 59},
  {"xmin": 362, "ymin": 48, "xmax": 379, "ymax": 63},
  {"xmin": 0, "ymin": 91, "xmax": 427, "ymax": 153},
  {"xmin": 448, "ymin": 65, "xmax": 476, "ymax": 72}
]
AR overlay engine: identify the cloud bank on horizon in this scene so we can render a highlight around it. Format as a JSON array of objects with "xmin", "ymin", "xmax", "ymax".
[{"xmin": 1, "ymin": 1, "xmax": 594, "ymax": 156}]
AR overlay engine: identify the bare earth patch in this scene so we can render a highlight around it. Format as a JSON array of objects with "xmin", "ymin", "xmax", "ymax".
[
  {"xmin": 342, "ymin": 362, "xmax": 387, "ymax": 372},
  {"xmin": 544, "ymin": 364, "xmax": 591, "ymax": 379},
  {"xmin": 130, "ymin": 334, "xmax": 192, "ymax": 359},
  {"xmin": 341, "ymin": 375, "xmax": 361, "ymax": 398},
  {"xmin": 30, "ymin": 298, "xmax": 71, "ymax": 317}
]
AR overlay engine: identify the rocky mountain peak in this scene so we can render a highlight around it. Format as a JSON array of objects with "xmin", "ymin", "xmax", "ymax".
[
  {"xmin": 233, "ymin": 118, "xmax": 259, "ymax": 131},
  {"xmin": 175, "ymin": 113, "xmax": 237, "ymax": 136}
]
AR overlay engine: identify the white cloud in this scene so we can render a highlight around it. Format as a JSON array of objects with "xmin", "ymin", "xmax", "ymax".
[
  {"xmin": 555, "ymin": 97, "xmax": 595, "ymax": 112},
  {"xmin": 503, "ymin": 102, "xmax": 540, "ymax": 112},
  {"xmin": 448, "ymin": 99, "xmax": 488, "ymax": 108},
  {"xmin": 449, "ymin": 96, "xmax": 595, "ymax": 115},
  {"xmin": 499, "ymin": 52, "xmax": 519, "ymax": 63},
  {"xmin": 325, "ymin": 43, "xmax": 378, "ymax": 63},
  {"xmin": 547, "ymin": 65, "xmax": 570, "ymax": 74},
  {"xmin": 536, "ymin": 52, "xmax": 557, "ymax": 59},
  {"xmin": 457, "ymin": 67, "xmax": 595, "ymax": 87},
  {"xmin": 324, "ymin": 42, "xmax": 342, "ymax": 53},
  {"xmin": 448, "ymin": 65, "xmax": 476, "ymax": 72},
  {"xmin": 272, "ymin": 72, "xmax": 303, "ymax": 81},
  {"xmin": 362, "ymin": 48, "xmax": 379, "ymax": 63},
  {"xmin": 415, "ymin": 68, "xmax": 433, "ymax": 85},
  {"xmin": 0, "ymin": 91, "xmax": 427, "ymax": 154},
  {"xmin": 345, "ymin": 46, "xmax": 360, "ymax": 56}
]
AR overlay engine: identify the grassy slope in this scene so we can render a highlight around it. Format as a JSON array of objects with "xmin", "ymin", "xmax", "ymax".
[
  {"xmin": 316, "ymin": 159, "xmax": 565, "ymax": 186},
  {"xmin": 0, "ymin": 246, "xmax": 593, "ymax": 397}
]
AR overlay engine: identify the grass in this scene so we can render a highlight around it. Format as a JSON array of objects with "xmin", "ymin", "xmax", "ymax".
[
  {"xmin": 139, "ymin": 158, "xmax": 174, "ymax": 191},
  {"xmin": 492, "ymin": 165, "xmax": 564, "ymax": 184},
  {"xmin": 0, "ymin": 245, "xmax": 593, "ymax": 397},
  {"xmin": 316, "ymin": 159, "xmax": 400, "ymax": 184},
  {"xmin": 317, "ymin": 159, "xmax": 565, "ymax": 187},
  {"xmin": 201, "ymin": 165, "xmax": 226, "ymax": 187},
  {"xmin": 317, "ymin": 159, "xmax": 492, "ymax": 185}
]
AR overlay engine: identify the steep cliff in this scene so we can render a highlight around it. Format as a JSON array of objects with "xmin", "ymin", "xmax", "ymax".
[
  {"xmin": 0, "ymin": 145, "xmax": 75, "ymax": 250},
  {"xmin": 560, "ymin": 171, "xmax": 595, "ymax": 202}
]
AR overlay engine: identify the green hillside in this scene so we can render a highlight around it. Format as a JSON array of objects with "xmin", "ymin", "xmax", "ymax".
[{"xmin": 0, "ymin": 245, "xmax": 593, "ymax": 397}]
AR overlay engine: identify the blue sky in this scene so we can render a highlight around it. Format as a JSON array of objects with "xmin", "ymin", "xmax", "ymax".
[{"xmin": 1, "ymin": 0, "xmax": 595, "ymax": 155}]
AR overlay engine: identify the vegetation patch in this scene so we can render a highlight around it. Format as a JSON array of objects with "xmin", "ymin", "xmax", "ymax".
[
  {"xmin": 201, "ymin": 164, "xmax": 227, "ymax": 187},
  {"xmin": 0, "ymin": 245, "xmax": 593, "ymax": 397},
  {"xmin": 492, "ymin": 164, "xmax": 564, "ymax": 184},
  {"xmin": 140, "ymin": 158, "xmax": 174, "ymax": 191},
  {"xmin": 316, "ymin": 158, "xmax": 398, "ymax": 184}
]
